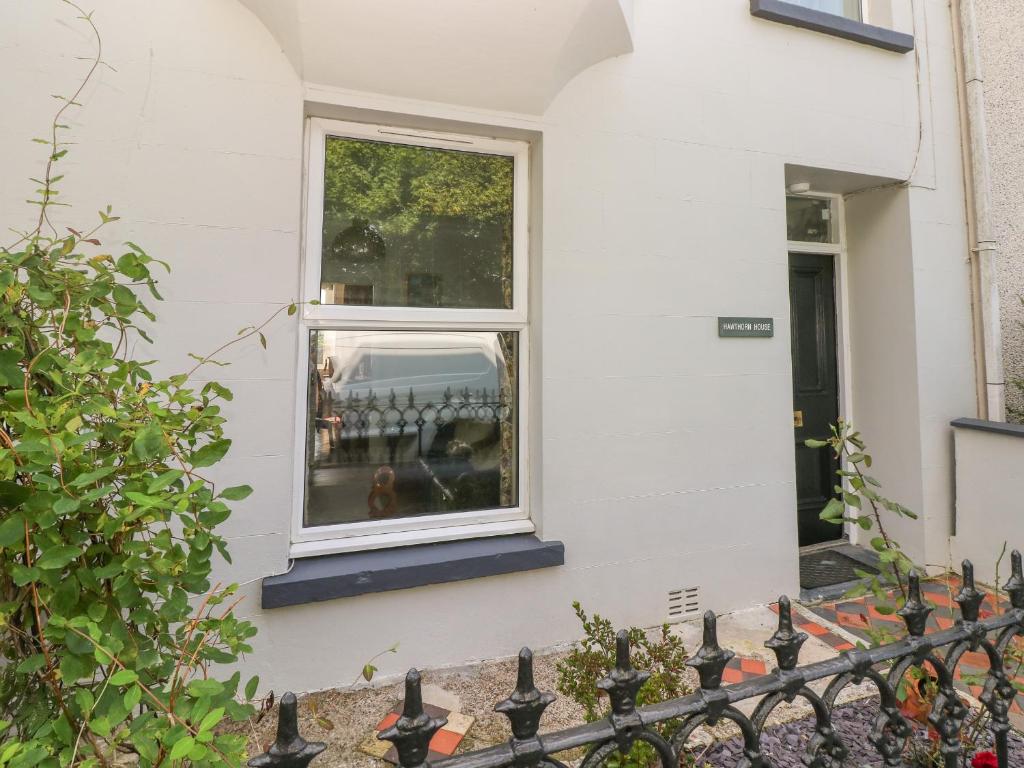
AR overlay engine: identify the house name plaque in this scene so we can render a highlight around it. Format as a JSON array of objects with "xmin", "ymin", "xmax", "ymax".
[{"xmin": 717, "ymin": 317, "xmax": 774, "ymax": 338}]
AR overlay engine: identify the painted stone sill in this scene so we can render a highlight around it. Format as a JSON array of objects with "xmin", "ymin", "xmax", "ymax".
[
  {"xmin": 749, "ymin": 0, "xmax": 914, "ymax": 54},
  {"xmin": 951, "ymin": 417, "xmax": 1024, "ymax": 439},
  {"xmin": 261, "ymin": 534, "xmax": 565, "ymax": 608}
]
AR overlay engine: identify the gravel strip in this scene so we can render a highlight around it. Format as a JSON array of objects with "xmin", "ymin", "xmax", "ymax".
[{"xmin": 697, "ymin": 696, "xmax": 1024, "ymax": 767}]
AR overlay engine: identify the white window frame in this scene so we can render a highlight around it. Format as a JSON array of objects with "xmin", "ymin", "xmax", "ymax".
[
  {"xmin": 787, "ymin": 0, "xmax": 866, "ymax": 22},
  {"xmin": 291, "ymin": 118, "xmax": 533, "ymax": 558}
]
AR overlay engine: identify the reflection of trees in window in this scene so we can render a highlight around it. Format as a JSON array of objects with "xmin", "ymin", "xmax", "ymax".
[
  {"xmin": 322, "ymin": 137, "xmax": 514, "ymax": 309},
  {"xmin": 497, "ymin": 331, "xmax": 517, "ymax": 507}
]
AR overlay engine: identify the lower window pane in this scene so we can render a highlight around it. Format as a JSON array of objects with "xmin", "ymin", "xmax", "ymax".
[{"xmin": 305, "ymin": 330, "xmax": 519, "ymax": 527}]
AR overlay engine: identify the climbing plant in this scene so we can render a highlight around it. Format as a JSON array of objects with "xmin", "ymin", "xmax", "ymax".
[{"xmin": 0, "ymin": 4, "xmax": 271, "ymax": 766}]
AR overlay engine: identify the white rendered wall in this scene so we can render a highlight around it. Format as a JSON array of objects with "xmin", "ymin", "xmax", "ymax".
[
  {"xmin": 0, "ymin": 0, "xmax": 975, "ymax": 692},
  {"xmin": 950, "ymin": 426, "xmax": 1024, "ymax": 586}
]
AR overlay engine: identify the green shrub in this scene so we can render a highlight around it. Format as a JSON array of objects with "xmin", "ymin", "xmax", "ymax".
[
  {"xmin": 556, "ymin": 602, "xmax": 692, "ymax": 767},
  {"xmin": 0, "ymin": 5, "xmax": 262, "ymax": 766}
]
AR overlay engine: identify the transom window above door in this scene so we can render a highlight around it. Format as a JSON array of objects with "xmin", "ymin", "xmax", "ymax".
[{"xmin": 296, "ymin": 119, "xmax": 531, "ymax": 557}]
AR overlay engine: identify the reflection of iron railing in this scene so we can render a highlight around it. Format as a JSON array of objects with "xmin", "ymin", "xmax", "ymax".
[
  {"xmin": 328, "ymin": 387, "xmax": 512, "ymax": 464},
  {"xmin": 250, "ymin": 557, "xmax": 1024, "ymax": 768}
]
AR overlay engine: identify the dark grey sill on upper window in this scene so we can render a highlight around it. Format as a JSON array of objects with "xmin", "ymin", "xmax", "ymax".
[
  {"xmin": 261, "ymin": 534, "xmax": 565, "ymax": 609},
  {"xmin": 749, "ymin": 0, "xmax": 914, "ymax": 53}
]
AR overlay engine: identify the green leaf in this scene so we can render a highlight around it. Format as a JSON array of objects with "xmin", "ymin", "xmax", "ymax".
[
  {"xmin": 198, "ymin": 707, "xmax": 225, "ymax": 733},
  {"xmin": 125, "ymin": 684, "xmax": 142, "ymax": 709},
  {"xmin": 36, "ymin": 546, "xmax": 79, "ymax": 570},
  {"xmin": 132, "ymin": 423, "xmax": 166, "ymax": 461},
  {"xmin": 0, "ymin": 482, "xmax": 30, "ymax": 508},
  {"xmin": 804, "ymin": 439, "xmax": 828, "ymax": 448},
  {"xmin": 53, "ymin": 496, "xmax": 80, "ymax": 515},
  {"xmin": 217, "ymin": 485, "xmax": 253, "ymax": 501},
  {"xmin": 16, "ymin": 654, "xmax": 46, "ymax": 674},
  {"xmin": 362, "ymin": 664, "xmax": 376, "ymax": 682},
  {"xmin": 0, "ymin": 514, "xmax": 25, "ymax": 547},
  {"xmin": 169, "ymin": 736, "xmax": 195, "ymax": 761},
  {"xmin": 147, "ymin": 469, "xmax": 183, "ymax": 493},
  {"xmin": 109, "ymin": 669, "xmax": 138, "ymax": 686},
  {"xmin": 190, "ymin": 439, "xmax": 231, "ymax": 468},
  {"xmin": 187, "ymin": 678, "xmax": 225, "ymax": 697},
  {"xmin": 819, "ymin": 498, "xmax": 845, "ymax": 522},
  {"xmin": 245, "ymin": 675, "xmax": 260, "ymax": 700}
]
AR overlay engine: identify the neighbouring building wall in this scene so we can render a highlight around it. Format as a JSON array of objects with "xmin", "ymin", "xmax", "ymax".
[
  {"xmin": 950, "ymin": 422, "xmax": 1024, "ymax": 585},
  {"xmin": 0, "ymin": 0, "xmax": 976, "ymax": 693},
  {"xmin": 975, "ymin": 0, "xmax": 1024, "ymax": 418}
]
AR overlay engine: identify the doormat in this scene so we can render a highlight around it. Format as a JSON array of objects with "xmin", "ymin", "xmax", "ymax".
[{"xmin": 800, "ymin": 549, "xmax": 878, "ymax": 590}]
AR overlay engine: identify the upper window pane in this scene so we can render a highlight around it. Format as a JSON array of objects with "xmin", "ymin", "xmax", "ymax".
[
  {"xmin": 786, "ymin": 196, "xmax": 836, "ymax": 244},
  {"xmin": 320, "ymin": 136, "xmax": 514, "ymax": 310},
  {"xmin": 784, "ymin": 0, "xmax": 861, "ymax": 20}
]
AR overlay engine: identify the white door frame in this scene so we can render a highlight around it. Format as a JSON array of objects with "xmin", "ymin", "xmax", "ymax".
[{"xmin": 787, "ymin": 191, "xmax": 856, "ymax": 546}]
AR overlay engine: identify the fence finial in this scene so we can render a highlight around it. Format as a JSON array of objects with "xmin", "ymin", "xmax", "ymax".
[
  {"xmin": 686, "ymin": 611, "xmax": 734, "ymax": 690},
  {"xmin": 247, "ymin": 692, "xmax": 326, "ymax": 768},
  {"xmin": 897, "ymin": 571, "xmax": 933, "ymax": 637},
  {"xmin": 765, "ymin": 596, "xmax": 806, "ymax": 671},
  {"xmin": 494, "ymin": 647, "xmax": 556, "ymax": 740},
  {"xmin": 1004, "ymin": 550, "xmax": 1024, "ymax": 610},
  {"xmin": 956, "ymin": 560, "xmax": 985, "ymax": 623},
  {"xmin": 597, "ymin": 630, "xmax": 650, "ymax": 716},
  {"xmin": 378, "ymin": 670, "xmax": 447, "ymax": 768}
]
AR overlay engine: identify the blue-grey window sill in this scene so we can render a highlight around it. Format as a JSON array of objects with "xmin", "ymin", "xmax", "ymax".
[
  {"xmin": 749, "ymin": 0, "xmax": 914, "ymax": 53},
  {"xmin": 261, "ymin": 534, "xmax": 565, "ymax": 609},
  {"xmin": 951, "ymin": 417, "xmax": 1024, "ymax": 439}
]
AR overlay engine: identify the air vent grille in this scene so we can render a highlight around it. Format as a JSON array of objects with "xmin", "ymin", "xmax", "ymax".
[{"xmin": 668, "ymin": 586, "xmax": 700, "ymax": 620}]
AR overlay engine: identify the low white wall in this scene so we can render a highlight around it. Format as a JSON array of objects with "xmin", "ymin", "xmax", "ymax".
[{"xmin": 950, "ymin": 421, "xmax": 1024, "ymax": 586}]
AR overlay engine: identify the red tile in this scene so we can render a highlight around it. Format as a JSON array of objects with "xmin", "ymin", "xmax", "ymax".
[
  {"xmin": 804, "ymin": 622, "xmax": 830, "ymax": 637},
  {"xmin": 375, "ymin": 712, "xmax": 400, "ymax": 732},
  {"xmin": 961, "ymin": 651, "xmax": 989, "ymax": 670},
  {"xmin": 721, "ymin": 667, "xmax": 744, "ymax": 685},
  {"xmin": 429, "ymin": 730, "xmax": 463, "ymax": 756},
  {"xmin": 835, "ymin": 642, "xmax": 856, "ymax": 652},
  {"xmin": 740, "ymin": 658, "xmax": 767, "ymax": 675}
]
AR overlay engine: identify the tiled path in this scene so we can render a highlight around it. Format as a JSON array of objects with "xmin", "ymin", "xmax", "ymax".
[{"xmin": 796, "ymin": 576, "xmax": 1024, "ymax": 718}]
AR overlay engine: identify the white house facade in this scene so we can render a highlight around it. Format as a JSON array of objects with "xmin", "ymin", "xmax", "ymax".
[{"xmin": 0, "ymin": 0, "xmax": 990, "ymax": 693}]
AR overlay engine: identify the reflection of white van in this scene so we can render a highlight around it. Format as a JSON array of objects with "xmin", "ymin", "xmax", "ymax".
[
  {"xmin": 325, "ymin": 332, "xmax": 504, "ymax": 407},
  {"xmin": 320, "ymin": 332, "xmax": 508, "ymax": 464}
]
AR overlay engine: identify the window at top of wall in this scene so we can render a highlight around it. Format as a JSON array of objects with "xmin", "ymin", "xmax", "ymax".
[
  {"xmin": 787, "ymin": 196, "xmax": 837, "ymax": 244},
  {"xmin": 784, "ymin": 0, "xmax": 862, "ymax": 21},
  {"xmin": 297, "ymin": 119, "xmax": 530, "ymax": 556}
]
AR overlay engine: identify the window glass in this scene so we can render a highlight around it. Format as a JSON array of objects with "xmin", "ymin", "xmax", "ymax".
[
  {"xmin": 787, "ymin": 196, "xmax": 836, "ymax": 244},
  {"xmin": 320, "ymin": 136, "xmax": 514, "ymax": 310},
  {"xmin": 305, "ymin": 330, "xmax": 518, "ymax": 527},
  {"xmin": 785, "ymin": 0, "xmax": 862, "ymax": 20}
]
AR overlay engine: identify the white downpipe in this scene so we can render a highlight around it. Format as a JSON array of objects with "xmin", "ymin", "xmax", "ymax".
[{"xmin": 954, "ymin": 0, "xmax": 1005, "ymax": 421}]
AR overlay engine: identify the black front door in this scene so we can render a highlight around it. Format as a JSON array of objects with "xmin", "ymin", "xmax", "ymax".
[{"xmin": 789, "ymin": 252, "xmax": 842, "ymax": 547}]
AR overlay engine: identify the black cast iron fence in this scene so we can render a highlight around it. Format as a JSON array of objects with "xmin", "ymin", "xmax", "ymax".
[{"xmin": 248, "ymin": 556, "xmax": 1024, "ymax": 768}]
